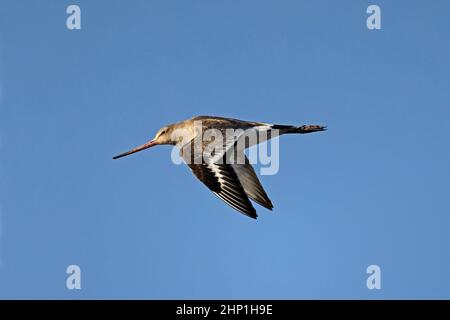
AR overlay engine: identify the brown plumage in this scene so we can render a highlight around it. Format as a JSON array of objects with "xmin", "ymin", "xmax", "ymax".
[{"xmin": 113, "ymin": 115, "xmax": 326, "ymax": 219}]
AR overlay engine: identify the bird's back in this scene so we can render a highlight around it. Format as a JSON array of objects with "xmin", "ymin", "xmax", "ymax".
[{"xmin": 190, "ymin": 115, "xmax": 266, "ymax": 129}]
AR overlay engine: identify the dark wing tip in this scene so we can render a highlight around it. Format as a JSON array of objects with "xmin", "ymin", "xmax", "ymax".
[
  {"xmin": 247, "ymin": 210, "xmax": 258, "ymax": 219},
  {"xmin": 253, "ymin": 198, "xmax": 273, "ymax": 211}
]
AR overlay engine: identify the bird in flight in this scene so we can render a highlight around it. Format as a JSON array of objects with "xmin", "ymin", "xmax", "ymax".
[{"xmin": 113, "ymin": 116, "xmax": 326, "ymax": 219}]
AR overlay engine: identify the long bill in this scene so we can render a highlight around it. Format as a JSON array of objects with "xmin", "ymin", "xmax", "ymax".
[{"xmin": 112, "ymin": 140, "xmax": 158, "ymax": 159}]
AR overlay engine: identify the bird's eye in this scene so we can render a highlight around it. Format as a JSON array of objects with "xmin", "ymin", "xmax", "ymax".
[{"xmin": 160, "ymin": 130, "xmax": 166, "ymax": 135}]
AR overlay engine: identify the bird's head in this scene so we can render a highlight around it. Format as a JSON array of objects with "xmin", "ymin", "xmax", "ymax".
[
  {"xmin": 152, "ymin": 125, "xmax": 176, "ymax": 145},
  {"xmin": 112, "ymin": 125, "xmax": 177, "ymax": 160}
]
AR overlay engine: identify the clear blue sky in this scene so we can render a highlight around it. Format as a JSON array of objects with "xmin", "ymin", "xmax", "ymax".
[{"xmin": 0, "ymin": 0, "xmax": 449, "ymax": 299}]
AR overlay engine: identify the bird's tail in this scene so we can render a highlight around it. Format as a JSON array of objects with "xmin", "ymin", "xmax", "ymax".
[{"xmin": 272, "ymin": 124, "xmax": 327, "ymax": 134}]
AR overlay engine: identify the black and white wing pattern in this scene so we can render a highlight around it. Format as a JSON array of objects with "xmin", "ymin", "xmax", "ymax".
[
  {"xmin": 179, "ymin": 127, "xmax": 273, "ymax": 219},
  {"xmin": 187, "ymin": 162, "xmax": 258, "ymax": 219}
]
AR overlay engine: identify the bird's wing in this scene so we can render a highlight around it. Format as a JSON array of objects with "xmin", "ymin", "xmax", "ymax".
[
  {"xmin": 179, "ymin": 129, "xmax": 274, "ymax": 216},
  {"xmin": 203, "ymin": 126, "xmax": 273, "ymax": 164},
  {"xmin": 187, "ymin": 162, "xmax": 257, "ymax": 219},
  {"xmin": 179, "ymin": 118, "xmax": 273, "ymax": 164},
  {"xmin": 231, "ymin": 154, "xmax": 273, "ymax": 210}
]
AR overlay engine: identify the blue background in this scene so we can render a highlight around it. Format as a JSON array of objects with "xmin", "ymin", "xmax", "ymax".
[{"xmin": 0, "ymin": 0, "xmax": 449, "ymax": 299}]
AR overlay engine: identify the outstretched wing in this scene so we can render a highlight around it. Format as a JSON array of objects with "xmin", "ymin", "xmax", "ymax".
[
  {"xmin": 188, "ymin": 162, "xmax": 257, "ymax": 219},
  {"xmin": 232, "ymin": 155, "xmax": 273, "ymax": 210},
  {"xmin": 178, "ymin": 125, "xmax": 273, "ymax": 218}
]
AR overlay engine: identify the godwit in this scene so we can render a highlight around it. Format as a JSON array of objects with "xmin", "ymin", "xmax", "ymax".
[{"xmin": 113, "ymin": 116, "xmax": 326, "ymax": 219}]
